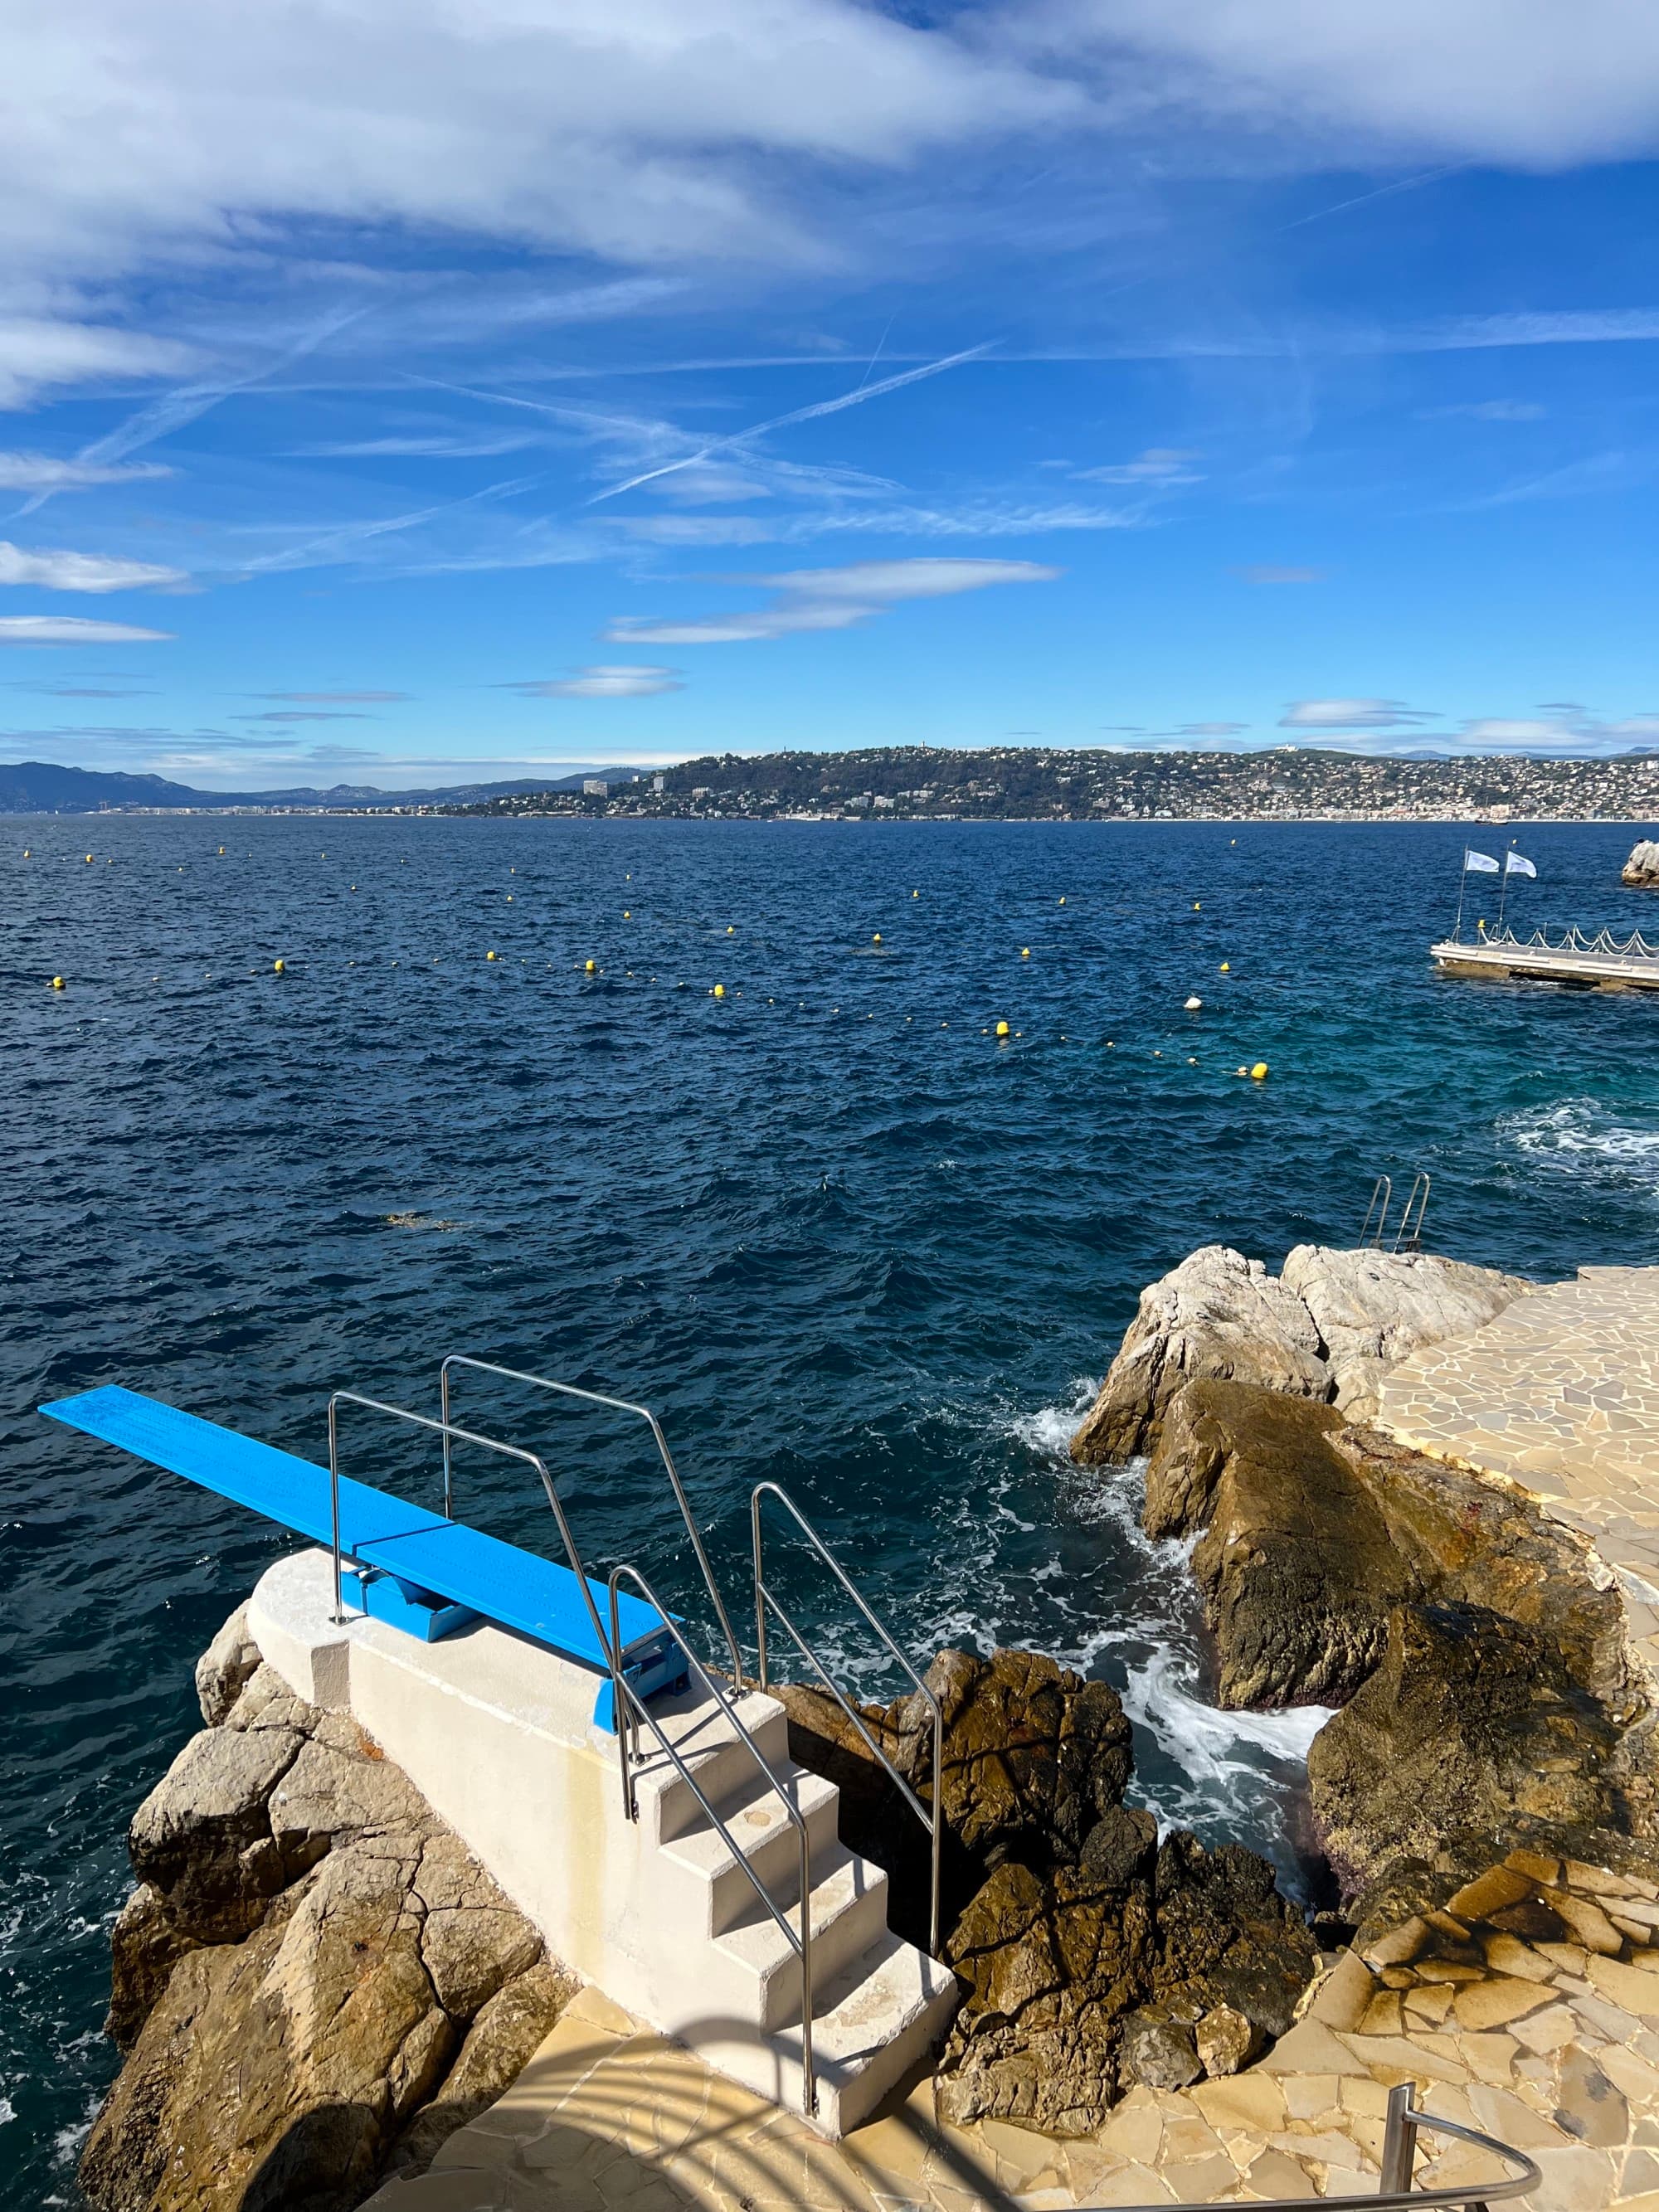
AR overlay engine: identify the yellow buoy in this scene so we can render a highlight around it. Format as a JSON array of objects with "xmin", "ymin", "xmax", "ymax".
[
  {"xmin": 873, "ymin": 932, "xmax": 882, "ymax": 945},
  {"xmin": 85, "ymin": 853, "xmax": 93, "ymax": 863},
  {"xmin": 50, "ymin": 974, "xmax": 65, "ymax": 989},
  {"xmin": 1020, "ymin": 947, "xmax": 1030, "ymax": 959},
  {"xmin": 218, "ymin": 846, "xmax": 225, "ymax": 855},
  {"xmin": 713, "ymin": 984, "xmax": 726, "ymax": 999},
  {"xmin": 487, "ymin": 950, "xmax": 498, "ymax": 961},
  {"xmin": 584, "ymin": 959, "xmax": 596, "ymax": 973},
  {"xmin": 1193, "ymin": 901, "xmax": 1200, "ymax": 911},
  {"xmin": 1058, "ymin": 897, "xmax": 1066, "ymax": 905},
  {"xmin": 506, "ymin": 894, "xmax": 513, "ymax": 902},
  {"xmin": 1251, "ymin": 1062, "xmax": 1268, "ymax": 1080},
  {"xmin": 274, "ymin": 958, "xmax": 285, "ymax": 973},
  {"xmin": 726, "ymin": 926, "xmax": 735, "ymax": 936},
  {"xmin": 995, "ymin": 1018, "xmax": 1010, "ymax": 1037},
  {"xmin": 623, "ymin": 910, "xmax": 630, "ymax": 919},
  {"xmin": 1219, "ymin": 961, "xmax": 1230, "ymax": 972},
  {"xmin": 912, "ymin": 889, "xmax": 919, "ymax": 898},
  {"xmin": 22, "ymin": 848, "xmax": 29, "ymax": 857}
]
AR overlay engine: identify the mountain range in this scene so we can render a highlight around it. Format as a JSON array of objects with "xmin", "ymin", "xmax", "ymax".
[{"xmin": 0, "ymin": 761, "xmax": 632, "ymax": 813}]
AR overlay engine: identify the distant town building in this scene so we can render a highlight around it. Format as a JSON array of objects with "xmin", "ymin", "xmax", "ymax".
[
  {"xmin": 582, "ymin": 778, "xmax": 609, "ymax": 798},
  {"xmin": 652, "ymin": 775, "xmax": 666, "ymax": 794}
]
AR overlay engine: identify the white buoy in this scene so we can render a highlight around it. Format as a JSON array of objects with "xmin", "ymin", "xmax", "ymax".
[{"xmin": 1185, "ymin": 994, "xmax": 1203, "ymax": 1010}]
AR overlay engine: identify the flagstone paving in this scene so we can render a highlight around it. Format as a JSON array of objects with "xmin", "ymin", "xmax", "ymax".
[
  {"xmin": 365, "ymin": 1263, "xmax": 1659, "ymax": 2212},
  {"xmin": 1375, "ymin": 1265, "xmax": 1659, "ymax": 1679}
]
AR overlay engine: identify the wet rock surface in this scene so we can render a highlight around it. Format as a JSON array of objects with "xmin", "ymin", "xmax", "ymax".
[
  {"xmin": 80, "ymin": 1608, "xmax": 577, "ymax": 2212},
  {"xmin": 781, "ymin": 1646, "xmax": 1317, "ymax": 2134},
  {"xmin": 1624, "ymin": 838, "xmax": 1659, "ymax": 887}
]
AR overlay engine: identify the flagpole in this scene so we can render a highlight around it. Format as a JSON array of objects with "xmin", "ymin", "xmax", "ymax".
[
  {"xmin": 1497, "ymin": 839, "xmax": 1515, "ymax": 936},
  {"xmin": 1453, "ymin": 849, "xmax": 1469, "ymax": 942}
]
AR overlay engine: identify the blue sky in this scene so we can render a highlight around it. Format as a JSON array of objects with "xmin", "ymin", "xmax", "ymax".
[{"xmin": 4, "ymin": 2, "xmax": 1659, "ymax": 788}]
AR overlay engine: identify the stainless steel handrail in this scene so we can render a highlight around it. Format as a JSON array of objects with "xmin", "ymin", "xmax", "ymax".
[
  {"xmin": 1359, "ymin": 1174, "xmax": 1391, "ymax": 1248},
  {"xmin": 324, "ymin": 1391, "xmax": 614, "ymax": 1671},
  {"xmin": 1090, "ymin": 2084, "xmax": 1539, "ymax": 2210},
  {"xmin": 1393, "ymin": 1171, "xmax": 1430, "ymax": 1253},
  {"xmin": 439, "ymin": 1355, "xmax": 745, "ymax": 1688},
  {"xmin": 751, "ymin": 1480, "xmax": 944, "ymax": 1961},
  {"xmin": 606, "ymin": 1560, "xmax": 816, "ymax": 2117}
]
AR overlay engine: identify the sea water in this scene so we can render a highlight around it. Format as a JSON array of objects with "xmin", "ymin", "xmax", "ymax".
[{"xmin": 3, "ymin": 815, "xmax": 1657, "ymax": 2200}]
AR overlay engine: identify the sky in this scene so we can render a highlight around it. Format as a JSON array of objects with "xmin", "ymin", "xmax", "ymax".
[{"xmin": 4, "ymin": 2, "xmax": 1659, "ymax": 789}]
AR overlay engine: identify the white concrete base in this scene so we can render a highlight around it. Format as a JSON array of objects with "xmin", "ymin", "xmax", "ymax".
[{"xmin": 248, "ymin": 1550, "xmax": 956, "ymax": 2135}]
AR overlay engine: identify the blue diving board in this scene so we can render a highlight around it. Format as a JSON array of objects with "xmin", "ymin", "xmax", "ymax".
[{"xmin": 40, "ymin": 1384, "xmax": 684, "ymax": 1720}]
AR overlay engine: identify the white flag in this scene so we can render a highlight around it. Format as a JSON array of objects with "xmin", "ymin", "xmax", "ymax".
[
  {"xmin": 1506, "ymin": 852, "xmax": 1537, "ymax": 878},
  {"xmin": 1464, "ymin": 849, "xmax": 1500, "ymax": 873}
]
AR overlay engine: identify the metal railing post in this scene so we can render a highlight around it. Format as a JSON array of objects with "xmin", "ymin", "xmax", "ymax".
[
  {"xmin": 327, "ymin": 1396, "xmax": 344, "ymax": 1625},
  {"xmin": 751, "ymin": 1481, "xmax": 944, "ymax": 1960},
  {"xmin": 1379, "ymin": 2083, "xmax": 1415, "ymax": 2194},
  {"xmin": 439, "ymin": 1357, "xmax": 746, "ymax": 1687}
]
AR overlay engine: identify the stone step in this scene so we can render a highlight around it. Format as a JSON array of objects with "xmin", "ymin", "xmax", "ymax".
[
  {"xmin": 656, "ymin": 1762, "xmax": 843, "ymax": 1935},
  {"xmin": 618, "ymin": 1687, "xmax": 793, "ymax": 1845},
  {"xmin": 715, "ymin": 1841, "xmax": 893, "ymax": 2032},
  {"xmin": 693, "ymin": 1928, "xmax": 961, "ymax": 2137}
]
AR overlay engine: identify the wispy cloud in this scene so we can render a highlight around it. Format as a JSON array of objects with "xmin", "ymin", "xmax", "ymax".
[
  {"xmin": 0, "ymin": 615, "xmax": 175, "ymax": 645},
  {"xmin": 1280, "ymin": 697, "xmax": 1438, "ymax": 729},
  {"xmin": 0, "ymin": 320, "xmax": 199, "ymax": 412},
  {"xmin": 0, "ymin": 542, "xmax": 187, "ymax": 593},
  {"xmin": 503, "ymin": 666, "xmax": 684, "ymax": 698},
  {"xmin": 0, "ymin": 451, "xmax": 175, "ymax": 492},
  {"xmin": 256, "ymin": 689, "xmax": 411, "ymax": 703},
  {"xmin": 232, "ymin": 708, "xmax": 379, "ymax": 723},
  {"xmin": 1073, "ymin": 447, "xmax": 1203, "ymax": 486},
  {"xmin": 288, "ymin": 433, "xmax": 543, "ymax": 459},
  {"xmin": 606, "ymin": 556, "xmax": 1059, "ymax": 644}
]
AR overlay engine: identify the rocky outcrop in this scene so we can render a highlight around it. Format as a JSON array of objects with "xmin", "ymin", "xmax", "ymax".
[
  {"xmin": 1624, "ymin": 839, "xmax": 1659, "ymax": 888},
  {"xmin": 81, "ymin": 1615, "xmax": 577, "ymax": 2212},
  {"xmin": 780, "ymin": 1646, "xmax": 1316, "ymax": 2135},
  {"xmin": 1069, "ymin": 1243, "xmax": 1530, "ymax": 1463},
  {"xmin": 1142, "ymin": 1378, "xmax": 1631, "ymax": 1714}
]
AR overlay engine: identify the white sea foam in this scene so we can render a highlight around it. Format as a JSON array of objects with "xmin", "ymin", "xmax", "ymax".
[
  {"xmin": 0, "ymin": 2098, "xmax": 14, "ymax": 2126},
  {"xmin": 1006, "ymin": 1380, "xmax": 1098, "ymax": 1457},
  {"xmin": 1505, "ymin": 1100, "xmax": 1659, "ymax": 1198}
]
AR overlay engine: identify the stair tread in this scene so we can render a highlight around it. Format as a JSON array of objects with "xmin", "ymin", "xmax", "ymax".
[
  {"xmin": 658, "ymin": 1763, "xmax": 838, "ymax": 1879},
  {"xmin": 715, "ymin": 1844, "xmax": 888, "ymax": 1974},
  {"xmin": 715, "ymin": 1931, "xmax": 958, "ymax": 2079},
  {"xmin": 615, "ymin": 1687, "xmax": 786, "ymax": 1788}
]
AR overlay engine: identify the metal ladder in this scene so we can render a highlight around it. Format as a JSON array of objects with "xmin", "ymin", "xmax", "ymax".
[{"xmin": 1358, "ymin": 1170, "xmax": 1430, "ymax": 1252}]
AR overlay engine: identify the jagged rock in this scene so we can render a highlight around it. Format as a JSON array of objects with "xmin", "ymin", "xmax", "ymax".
[
  {"xmin": 129, "ymin": 1723, "xmax": 307, "ymax": 1942},
  {"xmin": 83, "ymin": 1602, "xmax": 572, "ymax": 2212},
  {"xmin": 195, "ymin": 1604, "xmax": 263, "ymax": 1727},
  {"xmin": 1281, "ymin": 1245, "xmax": 1530, "ymax": 1422},
  {"xmin": 1151, "ymin": 1829, "xmax": 1317, "ymax": 2038},
  {"xmin": 1194, "ymin": 2003, "xmax": 1261, "ymax": 2075},
  {"xmin": 1069, "ymin": 1246, "xmax": 1328, "ymax": 1465},
  {"xmin": 107, "ymin": 1884, "xmax": 200, "ymax": 2050},
  {"xmin": 1623, "ymin": 839, "xmax": 1659, "ymax": 888},
  {"xmin": 1070, "ymin": 1241, "xmax": 1532, "ymax": 1464},
  {"xmin": 1118, "ymin": 2005, "xmax": 1201, "ymax": 2091},
  {"xmin": 1145, "ymin": 1383, "xmax": 1413, "ymax": 1708},
  {"xmin": 383, "ymin": 1961, "xmax": 579, "ymax": 2179},
  {"xmin": 1143, "ymin": 1379, "xmax": 1632, "ymax": 1715},
  {"xmin": 936, "ymin": 1858, "xmax": 1156, "ymax": 2132},
  {"xmin": 778, "ymin": 1646, "xmax": 1133, "ymax": 1947},
  {"xmin": 1308, "ymin": 1600, "xmax": 1629, "ymax": 1895}
]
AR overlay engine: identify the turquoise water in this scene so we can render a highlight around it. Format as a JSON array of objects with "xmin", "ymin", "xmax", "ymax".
[{"xmin": 3, "ymin": 815, "xmax": 1657, "ymax": 2203}]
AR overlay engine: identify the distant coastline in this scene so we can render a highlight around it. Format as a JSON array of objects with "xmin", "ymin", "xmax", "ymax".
[{"xmin": 6, "ymin": 742, "xmax": 1658, "ymax": 824}]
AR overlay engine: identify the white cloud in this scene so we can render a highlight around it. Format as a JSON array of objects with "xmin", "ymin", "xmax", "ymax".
[
  {"xmin": 0, "ymin": 616, "xmax": 175, "ymax": 645},
  {"xmin": 0, "ymin": 451, "xmax": 175, "ymax": 491},
  {"xmin": 1048, "ymin": 1, "xmax": 1659, "ymax": 168},
  {"xmin": 606, "ymin": 555, "xmax": 1060, "ymax": 644},
  {"xmin": 1074, "ymin": 447, "xmax": 1203, "ymax": 485},
  {"xmin": 0, "ymin": 542, "xmax": 188, "ymax": 593},
  {"xmin": 504, "ymin": 666, "xmax": 684, "ymax": 698},
  {"xmin": 1280, "ymin": 697, "xmax": 1436, "ymax": 728},
  {"xmin": 0, "ymin": 319, "xmax": 199, "ymax": 410}
]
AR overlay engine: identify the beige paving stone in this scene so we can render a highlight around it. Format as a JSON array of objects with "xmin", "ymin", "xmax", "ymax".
[
  {"xmin": 1084, "ymin": 2165, "xmax": 1175, "ymax": 2206},
  {"xmin": 1256, "ymin": 2020, "xmax": 1370, "ymax": 2078},
  {"xmin": 1550, "ymin": 1889, "xmax": 1627, "ymax": 1955},
  {"xmin": 1510, "ymin": 2002, "xmax": 1581, "ymax": 2056},
  {"xmin": 1600, "ymin": 2047, "xmax": 1659, "ymax": 2106},
  {"xmin": 1160, "ymin": 2154, "xmax": 1238, "ymax": 2202},
  {"xmin": 1097, "ymin": 2105, "xmax": 1165, "ymax": 2166},
  {"xmin": 1621, "ymin": 2148, "xmax": 1659, "ymax": 2198},
  {"xmin": 1481, "ymin": 1932, "xmax": 1559, "ymax": 1983},
  {"xmin": 1189, "ymin": 2075, "xmax": 1288, "ymax": 2137},
  {"xmin": 1335, "ymin": 2033, "xmax": 1469, "ymax": 2087},
  {"xmin": 1467, "ymin": 2082, "xmax": 1581, "ymax": 2150},
  {"xmin": 1303, "ymin": 1947, "xmax": 1374, "ymax": 2032},
  {"xmin": 1446, "ymin": 1865, "xmax": 1536, "ymax": 1920},
  {"xmin": 1280, "ymin": 2076, "xmax": 1340, "ymax": 2122},
  {"xmin": 1402, "ymin": 1983, "xmax": 1455, "ymax": 2026},
  {"xmin": 1458, "ymin": 2032, "xmax": 1521, "ymax": 2088},
  {"xmin": 1526, "ymin": 2143, "xmax": 1619, "ymax": 2211},
  {"xmin": 1236, "ymin": 2148, "xmax": 1316, "ymax": 2200},
  {"xmin": 1452, "ymin": 1974, "xmax": 1554, "ymax": 2030}
]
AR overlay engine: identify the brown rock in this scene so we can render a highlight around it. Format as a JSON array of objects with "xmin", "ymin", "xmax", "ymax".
[
  {"xmin": 1068, "ymin": 1245, "xmax": 1329, "ymax": 1466},
  {"xmin": 384, "ymin": 1961, "xmax": 579, "ymax": 2179},
  {"xmin": 1308, "ymin": 1601, "xmax": 1627, "ymax": 1896},
  {"xmin": 107, "ymin": 1884, "xmax": 201, "ymax": 2050},
  {"xmin": 1194, "ymin": 2003, "xmax": 1262, "ymax": 2075},
  {"xmin": 129, "ymin": 1723, "xmax": 305, "ymax": 1942}
]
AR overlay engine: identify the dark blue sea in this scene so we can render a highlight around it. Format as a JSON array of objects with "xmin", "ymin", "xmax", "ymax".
[{"xmin": 4, "ymin": 815, "xmax": 1657, "ymax": 2201}]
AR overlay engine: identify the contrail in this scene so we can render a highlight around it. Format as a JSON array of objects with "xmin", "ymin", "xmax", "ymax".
[
  {"xmin": 584, "ymin": 341, "xmax": 998, "ymax": 505},
  {"xmin": 17, "ymin": 302, "xmax": 374, "ymax": 517},
  {"xmin": 1281, "ymin": 163, "xmax": 1470, "ymax": 232}
]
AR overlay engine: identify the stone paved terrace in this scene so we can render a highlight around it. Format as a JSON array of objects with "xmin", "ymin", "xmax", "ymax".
[
  {"xmin": 365, "ymin": 1845, "xmax": 1659, "ymax": 2212},
  {"xmin": 1376, "ymin": 1264, "xmax": 1659, "ymax": 1679}
]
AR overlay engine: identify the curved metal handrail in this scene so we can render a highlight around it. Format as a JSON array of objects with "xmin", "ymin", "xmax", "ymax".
[
  {"xmin": 439, "ymin": 1355, "xmax": 745, "ymax": 1688},
  {"xmin": 1393, "ymin": 1171, "xmax": 1430, "ymax": 1252},
  {"xmin": 1358, "ymin": 1174, "xmax": 1391, "ymax": 1249},
  {"xmin": 324, "ymin": 1390, "xmax": 614, "ymax": 1670},
  {"xmin": 606, "ymin": 1560, "xmax": 816, "ymax": 2117},
  {"xmin": 752, "ymin": 1480, "xmax": 944, "ymax": 1960},
  {"xmin": 1089, "ymin": 2084, "xmax": 1540, "ymax": 2210}
]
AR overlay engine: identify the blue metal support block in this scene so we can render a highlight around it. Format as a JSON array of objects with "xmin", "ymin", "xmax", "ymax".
[{"xmin": 41, "ymin": 1384, "xmax": 687, "ymax": 1715}]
